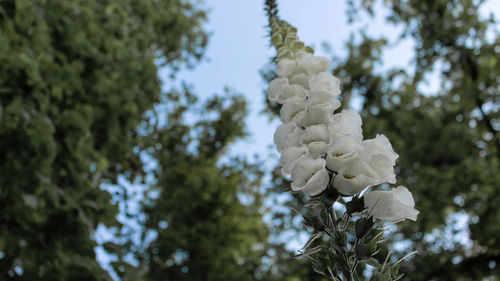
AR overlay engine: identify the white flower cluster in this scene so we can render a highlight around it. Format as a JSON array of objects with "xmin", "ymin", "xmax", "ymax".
[{"xmin": 268, "ymin": 21, "xmax": 418, "ymax": 221}]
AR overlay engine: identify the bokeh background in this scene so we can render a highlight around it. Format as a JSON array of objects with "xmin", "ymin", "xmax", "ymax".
[{"xmin": 0, "ymin": 0, "xmax": 499, "ymax": 280}]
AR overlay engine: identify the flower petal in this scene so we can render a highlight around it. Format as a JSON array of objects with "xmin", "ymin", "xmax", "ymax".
[
  {"xmin": 280, "ymin": 146, "xmax": 309, "ymax": 176},
  {"xmin": 361, "ymin": 134, "xmax": 399, "ymax": 166},
  {"xmin": 289, "ymin": 73, "xmax": 310, "ymax": 89},
  {"xmin": 364, "ymin": 186, "xmax": 419, "ymax": 221},
  {"xmin": 333, "ymin": 159, "xmax": 378, "ymax": 195},
  {"xmin": 279, "ymin": 84, "xmax": 308, "ymax": 103},
  {"xmin": 277, "ymin": 58, "xmax": 296, "ymax": 77},
  {"xmin": 308, "ymin": 89, "xmax": 341, "ymax": 111},
  {"xmin": 316, "ymin": 57, "xmax": 331, "ymax": 72},
  {"xmin": 291, "ymin": 157, "xmax": 329, "ymax": 196},
  {"xmin": 393, "ymin": 186, "xmax": 415, "ymax": 207},
  {"xmin": 273, "ymin": 122, "xmax": 296, "ymax": 152},
  {"xmin": 302, "ymin": 124, "xmax": 330, "ymax": 144},
  {"xmin": 296, "ymin": 51, "xmax": 319, "ymax": 74},
  {"xmin": 326, "ymin": 136, "xmax": 363, "ymax": 172},
  {"xmin": 309, "ymin": 72, "xmax": 341, "ymax": 92},
  {"xmin": 268, "ymin": 77, "xmax": 289, "ymax": 102},
  {"xmin": 294, "ymin": 105, "xmax": 334, "ymax": 127},
  {"xmin": 306, "ymin": 142, "xmax": 329, "ymax": 157},
  {"xmin": 330, "ymin": 109, "xmax": 363, "ymax": 141},
  {"xmin": 280, "ymin": 99, "xmax": 307, "ymax": 123}
]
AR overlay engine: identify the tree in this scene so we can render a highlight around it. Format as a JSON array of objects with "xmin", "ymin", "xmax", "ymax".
[
  {"xmin": 0, "ymin": 0, "xmax": 206, "ymax": 280},
  {"xmin": 101, "ymin": 88, "xmax": 276, "ymax": 281},
  {"xmin": 336, "ymin": 0, "xmax": 499, "ymax": 279}
]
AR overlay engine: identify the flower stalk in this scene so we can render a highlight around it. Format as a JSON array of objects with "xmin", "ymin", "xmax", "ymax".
[{"xmin": 265, "ymin": 1, "xmax": 420, "ymax": 280}]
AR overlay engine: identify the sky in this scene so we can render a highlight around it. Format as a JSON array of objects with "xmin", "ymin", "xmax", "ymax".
[
  {"xmin": 163, "ymin": 0, "xmax": 418, "ymax": 164},
  {"xmin": 164, "ymin": 0, "xmax": 499, "ymax": 163}
]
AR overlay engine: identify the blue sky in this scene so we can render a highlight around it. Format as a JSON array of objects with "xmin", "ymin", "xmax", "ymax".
[
  {"xmin": 164, "ymin": 0, "xmax": 499, "ymax": 162},
  {"xmin": 164, "ymin": 0, "xmax": 419, "ymax": 163}
]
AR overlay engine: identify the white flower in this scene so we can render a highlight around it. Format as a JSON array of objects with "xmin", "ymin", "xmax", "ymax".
[
  {"xmin": 361, "ymin": 134, "xmax": 398, "ymax": 184},
  {"xmin": 306, "ymin": 142, "xmax": 329, "ymax": 158},
  {"xmin": 308, "ymin": 89, "xmax": 341, "ymax": 111},
  {"xmin": 294, "ymin": 105, "xmax": 334, "ymax": 127},
  {"xmin": 364, "ymin": 186, "xmax": 419, "ymax": 221},
  {"xmin": 302, "ymin": 124, "xmax": 331, "ymax": 157},
  {"xmin": 289, "ymin": 73, "xmax": 310, "ymax": 89},
  {"xmin": 280, "ymin": 146, "xmax": 308, "ymax": 176},
  {"xmin": 269, "ymin": 23, "xmax": 417, "ymax": 222},
  {"xmin": 316, "ymin": 57, "xmax": 331, "ymax": 72},
  {"xmin": 367, "ymin": 154, "xmax": 397, "ymax": 184},
  {"xmin": 309, "ymin": 72, "xmax": 340, "ymax": 93},
  {"xmin": 333, "ymin": 158, "xmax": 380, "ymax": 195},
  {"xmin": 326, "ymin": 136, "xmax": 363, "ymax": 172},
  {"xmin": 268, "ymin": 77, "xmax": 289, "ymax": 102},
  {"xmin": 302, "ymin": 124, "xmax": 330, "ymax": 145},
  {"xmin": 273, "ymin": 122, "xmax": 296, "ymax": 152},
  {"xmin": 277, "ymin": 58, "xmax": 296, "ymax": 77},
  {"xmin": 280, "ymin": 99, "xmax": 307, "ymax": 123},
  {"xmin": 291, "ymin": 156, "xmax": 329, "ymax": 196},
  {"xmin": 329, "ymin": 109, "xmax": 363, "ymax": 141},
  {"xmin": 274, "ymin": 122, "xmax": 305, "ymax": 152},
  {"xmin": 361, "ymin": 134, "xmax": 398, "ymax": 166},
  {"xmin": 278, "ymin": 84, "xmax": 308, "ymax": 103},
  {"xmin": 296, "ymin": 51, "xmax": 319, "ymax": 74}
]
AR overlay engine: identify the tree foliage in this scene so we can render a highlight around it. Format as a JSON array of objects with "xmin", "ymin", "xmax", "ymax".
[
  {"xmin": 0, "ymin": 0, "xmax": 206, "ymax": 279},
  {"xmin": 117, "ymin": 90, "xmax": 274, "ymax": 281},
  {"xmin": 336, "ymin": 0, "xmax": 499, "ymax": 279}
]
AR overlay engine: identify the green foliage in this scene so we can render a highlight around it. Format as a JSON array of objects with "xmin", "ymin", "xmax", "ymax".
[
  {"xmin": 130, "ymin": 90, "xmax": 272, "ymax": 281},
  {"xmin": 337, "ymin": 0, "xmax": 500, "ymax": 279},
  {"xmin": 0, "ymin": 0, "xmax": 206, "ymax": 280}
]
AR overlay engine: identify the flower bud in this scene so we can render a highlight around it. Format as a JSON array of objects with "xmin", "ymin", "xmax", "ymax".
[{"xmin": 271, "ymin": 33, "xmax": 283, "ymax": 47}]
